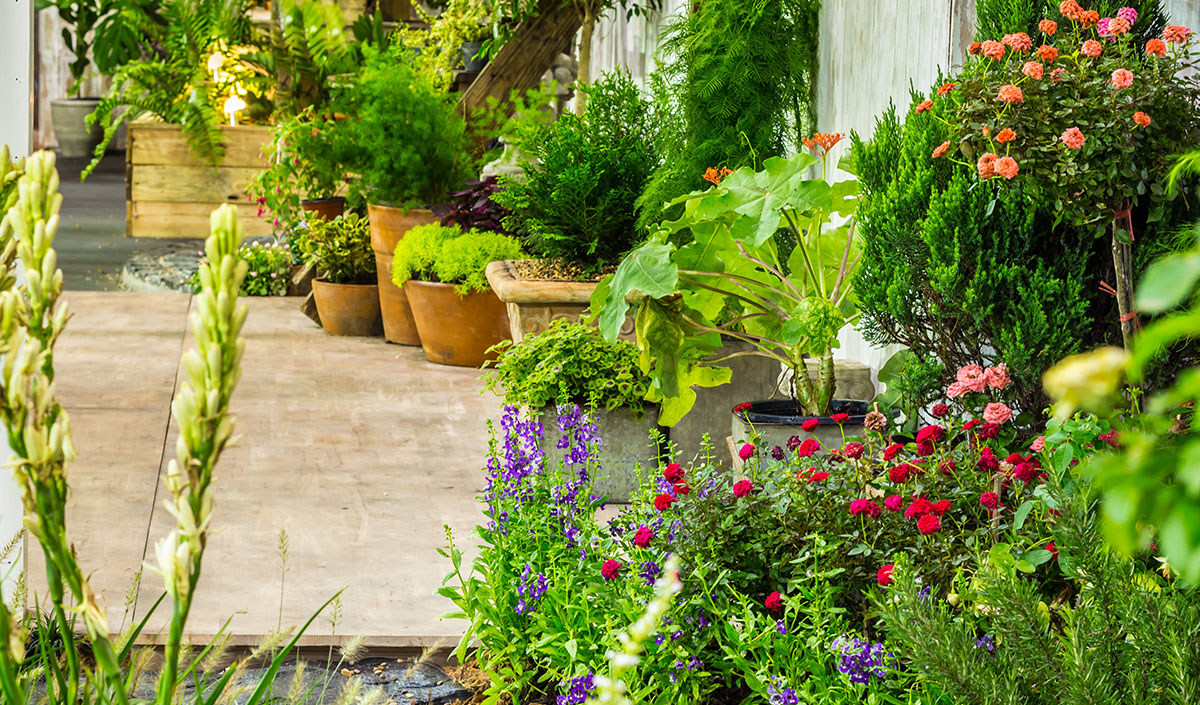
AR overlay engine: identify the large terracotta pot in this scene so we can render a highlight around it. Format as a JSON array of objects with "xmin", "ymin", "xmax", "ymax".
[
  {"xmin": 404, "ymin": 280, "xmax": 511, "ymax": 367},
  {"xmin": 367, "ymin": 203, "xmax": 438, "ymax": 345},
  {"xmin": 301, "ymin": 197, "xmax": 346, "ymax": 222},
  {"xmin": 311, "ymin": 279, "xmax": 383, "ymax": 337}
]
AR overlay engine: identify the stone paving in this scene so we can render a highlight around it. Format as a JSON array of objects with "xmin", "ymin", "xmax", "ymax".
[{"xmin": 31, "ymin": 292, "xmax": 495, "ymax": 648}]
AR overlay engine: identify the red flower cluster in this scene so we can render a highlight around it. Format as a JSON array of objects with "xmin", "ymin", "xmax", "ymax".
[
  {"xmin": 634, "ymin": 525, "xmax": 653, "ymax": 547},
  {"xmin": 764, "ymin": 591, "xmax": 784, "ymax": 612},
  {"xmin": 850, "ymin": 498, "xmax": 881, "ymax": 517},
  {"xmin": 733, "ymin": 480, "xmax": 755, "ymax": 498},
  {"xmin": 601, "ymin": 559, "xmax": 622, "ymax": 580},
  {"xmin": 664, "ymin": 463, "xmax": 685, "ymax": 484},
  {"xmin": 914, "ymin": 99, "xmax": 934, "ymax": 114}
]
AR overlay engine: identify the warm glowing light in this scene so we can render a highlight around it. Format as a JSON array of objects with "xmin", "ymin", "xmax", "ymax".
[{"xmin": 223, "ymin": 95, "xmax": 246, "ymax": 126}]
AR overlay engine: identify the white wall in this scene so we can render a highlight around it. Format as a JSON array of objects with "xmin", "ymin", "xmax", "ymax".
[{"xmin": 0, "ymin": 0, "xmax": 33, "ymax": 601}]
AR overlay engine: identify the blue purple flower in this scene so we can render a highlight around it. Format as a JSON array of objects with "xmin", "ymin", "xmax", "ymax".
[
  {"xmin": 514, "ymin": 564, "xmax": 548, "ymax": 615},
  {"xmin": 767, "ymin": 676, "xmax": 799, "ymax": 705},
  {"xmin": 557, "ymin": 672, "xmax": 595, "ymax": 705},
  {"xmin": 831, "ymin": 634, "xmax": 891, "ymax": 685}
]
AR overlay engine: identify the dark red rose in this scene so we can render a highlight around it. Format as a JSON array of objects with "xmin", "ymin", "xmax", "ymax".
[
  {"xmin": 673, "ymin": 480, "xmax": 691, "ymax": 495},
  {"xmin": 931, "ymin": 499, "xmax": 952, "ymax": 515},
  {"xmin": 796, "ymin": 438, "xmax": 821, "ymax": 458},
  {"xmin": 915, "ymin": 440, "xmax": 935, "ymax": 457},
  {"xmin": 916, "ymin": 425, "xmax": 946, "ymax": 444},
  {"xmin": 634, "ymin": 525, "xmax": 653, "ymax": 547},
  {"xmin": 917, "ymin": 514, "xmax": 941, "ymax": 534},
  {"xmin": 831, "ymin": 412, "xmax": 850, "ymax": 424},
  {"xmin": 931, "ymin": 403, "xmax": 950, "ymax": 418},
  {"xmin": 654, "ymin": 493, "xmax": 676, "ymax": 511},
  {"xmin": 765, "ymin": 591, "xmax": 784, "ymax": 612},
  {"xmin": 905, "ymin": 497, "xmax": 933, "ymax": 519},
  {"xmin": 938, "ymin": 459, "xmax": 956, "ymax": 475},
  {"xmin": 801, "ymin": 419, "xmax": 820, "ymax": 432},
  {"xmin": 664, "ymin": 463, "xmax": 685, "ymax": 484},
  {"xmin": 963, "ymin": 419, "xmax": 982, "ymax": 431},
  {"xmin": 733, "ymin": 480, "xmax": 754, "ymax": 498},
  {"xmin": 842, "ymin": 442, "xmax": 864, "ymax": 459},
  {"xmin": 883, "ymin": 443, "xmax": 904, "ymax": 461},
  {"xmin": 978, "ymin": 422, "xmax": 1000, "ymax": 439}
]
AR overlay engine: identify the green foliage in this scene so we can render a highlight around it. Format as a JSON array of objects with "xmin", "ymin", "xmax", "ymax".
[
  {"xmin": 974, "ymin": 0, "xmax": 1167, "ymax": 48},
  {"xmin": 595, "ymin": 151, "xmax": 861, "ymax": 422},
  {"xmin": 482, "ymin": 319, "xmax": 650, "ymax": 412},
  {"xmin": 391, "ymin": 223, "xmax": 463, "ymax": 288},
  {"xmin": 246, "ymin": 107, "xmax": 345, "ymax": 233},
  {"xmin": 33, "ymin": 0, "xmax": 153, "ymax": 92},
  {"xmin": 248, "ymin": 0, "xmax": 354, "ymax": 117},
  {"xmin": 637, "ymin": 0, "xmax": 820, "ymax": 233},
  {"xmin": 328, "ymin": 43, "xmax": 470, "ymax": 208},
  {"xmin": 852, "ymin": 97, "xmax": 1105, "ymax": 415},
  {"xmin": 191, "ymin": 240, "xmax": 292, "ymax": 296},
  {"xmin": 296, "ymin": 213, "xmax": 374, "ymax": 284},
  {"xmin": 433, "ymin": 230, "xmax": 526, "ymax": 296},
  {"xmin": 493, "ymin": 70, "xmax": 660, "ymax": 274}
]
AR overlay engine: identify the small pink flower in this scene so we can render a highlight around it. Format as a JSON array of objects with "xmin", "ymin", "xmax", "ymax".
[
  {"xmin": 1030, "ymin": 435, "xmax": 1045, "ymax": 452},
  {"xmin": 985, "ymin": 364, "xmax": 1011, "ymax": 390},
  {"xmin": 1081, "ymin": 39, "xmax": 1103, "ymax": 57},
  {"xmin": 983, "ymin": 402, "xmax": 1012, "ymax": 425},
  {"xmin": 1061, "ymin": 126, "xmax": 1086, "ymax": 149},
  {"xmin": 1022, "ymin": 61, "xmax": 1044, "ymax": 80},
  {"xmin": 997, "ymin": 84, "xmax": 1024, "ymax": 103},
  {"xmin": 1050, "ymin": 67, "xmax": 1068, "ymax": 81},
  {"xmin": 994, "ymin": 156, "xmax": 1019, "ymax": 179},
  {"xmin": 1111, "ymin": 68, "xmax": 1133, "ymax": 89},
  {"xmin": 956, "ymin": 364, "xmax": 988, "ymax": 393},
  {"xmin": 1117, "ymin": 6, "xmax": 1137, "ymax": 25}
]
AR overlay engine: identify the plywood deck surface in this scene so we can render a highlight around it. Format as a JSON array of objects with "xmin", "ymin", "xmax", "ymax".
[{"xmin": 30, "ymin": 292, "xmax": 493, "ymax": 647}]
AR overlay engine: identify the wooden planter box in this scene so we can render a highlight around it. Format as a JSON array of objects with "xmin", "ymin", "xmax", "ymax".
[{"xmin": 126, "ymin": 122, "xmax": 272, "ymax": 239}]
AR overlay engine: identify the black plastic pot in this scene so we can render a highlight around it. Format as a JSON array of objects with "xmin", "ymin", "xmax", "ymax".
[{"xmin": 731, "ymin": 399, "xmax": 870, "ymax": 452}]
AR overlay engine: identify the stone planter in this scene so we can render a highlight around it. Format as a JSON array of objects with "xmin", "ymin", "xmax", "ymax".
[
  {"xmin": 535, "ymin": 405, "xmax": 661, "ymax": 503},
  {"xmin": 51, "ymin": 98, "xmax": 103, "ymax": 158},
  {"xmin": 485, "ymin": 259, "xmax": 635, "ymax": 342},
  {"xmin": 731, "ymin": 399, "xmax": 870, "ymax": 455},
  {"xmin": 404, "ymin": 280, "xmax": 511, "ymax": 367},
  {"xmin": 367, "ymin": 204, "xmax": 438, "ymax": 345},
  {"xmin": 311, "ymin": 279, "xmax": 383, "ymax": 337}
]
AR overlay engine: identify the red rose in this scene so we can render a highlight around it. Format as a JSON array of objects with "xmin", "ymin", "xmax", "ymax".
[
  {"xmin": 931, "ymin": 403, "xmax": 950, "ymax": 418},
  {"xmin": 938, "ymin": 459, "xmax": 956, "ymax": 475},
  {"xmin": 916, "ymin": 425, "xmax": 945, "ymax": 444},
  {"xmin": 764, "ymin": 591, "xmax": 784, "ymax": 612},
  {"xmin": 1005, "ymin": 452, "xmax": 1025, "ymax": 465},
  {"xmin": 801, "ymin": 418, "xmax": 820, "ymax": 432},
  {"xmin": 915, "ymin": 440, "xmax": 935, "ymax": 457},
  {"xmin": 917, "ymin": 514, "xmax": 941, "ymax": 534},
  {"xmin": 883, "ymin": 443, "xmax": 904, "ymax": 460},
  {"xmin": 931, "ymin": 499, "xmax": 952, "ymax": 516},
  {"xmin": 738, "ymin": 443, "xmax": 756, "ymax": 461},
  {"xmin": 877, "ymin": 564, "xmax": 895, "ymax": 586},
  {"xmin": 807, "ymin": 471, "xmax": 830, "ymax": 483},
  {"xmin": 733, "ymin": 402, "xmax": 753, "ymax": 413},
  {"xmin": 1012, "ymin": 462, "xmax": 1038, "ymax": 483},
  {"xmin": 905, "ymin": 497, "xmax": 933, "ymax": 519},
  {"xmin": 963, "ymin": 419, "xmax": 982, "ymax": 431},
  {"xmin": 831, "ymin": 412, "xmax": 850, "ymax": 424},
  {"xmin": 1046, "ymin": 541, "xmax": 1058, "ymax": 557},
  {"xmin": 601, "ymin": 559, "xmax": 622, "ymax": 580},
  {"xmin": 889, "ymin": 463, "xmax": 918, "ymax": 483},
  {"xmin": 978, "ymin": 422, "xmax": 1000, "ymax": 440},
  {"xmin": 842, "ymin": 442, "xmax": 864, "ymax": 459},
  {"xmin": 850, "ymin": 498, "xmax": 880, "ymax": 517},
  {"xmin": 977, "ymin": 449, "xmax": 999, "ymax": 472},
  {"xmin": 980, "ymin": 491, "xmax": 999, "ymax": 510},
  {"xmin": 733, "ymin": 480, "xmax": 755, "ymax": 498},
  {"xmin": 654, "ymin": 493, "xmax": 676, "ymax": 511},
  {"xmin": 673, "ymin": 480, "xmax": 691, "ymax": 495},
  {"xmin": 884, "ymin": 494, "xmax": 903, "ymax": 512},
  {"xmin": 664, "ymin": 463, "xmax": 685, "ymax": 484},
  {"xmin": 796, "ymin": 438, "xmax": 821, "ymax": 458},
  {"xmin": 634, "ymin": 525, "xmax": 653, "ymax": 547}
]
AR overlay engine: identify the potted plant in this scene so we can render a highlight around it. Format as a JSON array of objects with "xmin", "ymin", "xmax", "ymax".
[
  {"xmin": 482, "ymin": 318, "xmax": 657, "ymax": 501},
  {"xmin": 486, "ymin": 70, "xmax": 658, "ymax": 342},
  {"xmin": 428, "ymin": 0, "xmax": 491, "ymax": 72},
  {"xmin": 36, "ymin": 0, "xmax": 150, "ymax": 157},
  {"xmin": 595, "ymin": 137, "xmax": 873, "ymax": 450},
  {"xmin": 393, "ymin": 224, "xmax": 524, "ymax": 366},
  {"xmin": 296, "ymin": 212, "xmax": 382, "ymax": 336},
  {"xmin": 248, "ymin": 107, "xmax": 347, "ymax": 233},
  {"xmin": 329, "ymin": 43, "xmax": 470, "ymax": 345}
]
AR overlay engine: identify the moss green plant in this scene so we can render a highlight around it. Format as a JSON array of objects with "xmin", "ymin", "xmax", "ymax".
[
  {"xmin": 392, "ymin": 223, "xmax": 463, "ymax": 288},
  {"xmin": 295, "ymin": 213, "xmax": 374, "ymax": 284},
  {"xmin": 392, "ymin": 224, "xmax": 525, "ymax": 296}
]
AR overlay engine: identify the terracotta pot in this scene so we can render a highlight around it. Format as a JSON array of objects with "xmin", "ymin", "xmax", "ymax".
[
  {"xmin": 311, "ymin": 278, "xmax": 383, "ymax": 337},
  {"xmin": 404, "ymin": 280, "xmax": 511, "ymax": 367},
  {"xmin": 300, "ymin": 197, "xmax": 346, "ymax": 222},
  {"xmin": 367, "ymin": 203, "xmax": 438, "ymax": 345}
]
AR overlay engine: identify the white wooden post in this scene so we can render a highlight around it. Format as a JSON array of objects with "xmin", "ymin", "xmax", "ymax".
[{"xmin": 0, "ymin": 0, "xmax": 35, "ymax": 600}]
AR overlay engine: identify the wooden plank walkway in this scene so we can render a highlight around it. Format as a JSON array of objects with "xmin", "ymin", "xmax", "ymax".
[{"xmin": 28, "ymin": 292, "xmax": 493, "ymax": 647}]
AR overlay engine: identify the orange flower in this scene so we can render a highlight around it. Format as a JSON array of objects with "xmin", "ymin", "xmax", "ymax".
[
  {"xmin": 1133, "ymin": 111, "xmax": 1152, "ymax": 127},
  {"xmin": 1079, "ymin": 10, "xmax": 1100, "ymax": 28},
  {"xmin": 1022, "ymin": 61, "xmax": 1044, "ymax": 80},
  {"xmin": 1146, "ymin": 38, "xmax": 1167, "ymax": 57},
  {"xmin": 803, "ymin": 132, "xmax": 844, "ymax": 158},
  {"xmin": 702, "ymin": 166, "xmax": 733, "ymax": 186},
  {"xmin": 932, "ymin": 141, "xmax": 950, "ymax": 158},
  {"xmin": 1081, "ymin": 39, "xmax": 1102, "ymax": 58},
  {"xmin": 981, "ymin": 40, "xmax": 1006, "ymax": 60},
  {"xmin": 914, "ymin": 99, "xmax": 934, "ymax": 114},
  {"xmin": 937, "ymin": 82, "xmax": 958, "ymax": 96},
  {"xmin": 1039, "ymin": 19, "xmax": 1058, "ymax": 35},
  {"xmin": 1059, "ymin": 0, "xmax": 1081, "ymax": 19},
  {"xmin": 968, "ymin": 41, "xmax": 983, "ymax": 55},
  {"xmin": 997, "ymin": 84, "xmax": 1024, "ymax": 103},
  {"xmin": 1108, "ymin": 17, "xmax": 1131, "ymax": 35},
  {"xmin": 977, "ymin": 153, "xmax": 998, "ymax": 179},
  {"xmin": 994, "ymin": 156, "xmax": 1019, "ymax": 179},
  {"xmin": 1050, "ymin": 67, "xmax": 1068, "ymax": 81},
  {"xmin": 1036, "ymin": 44, "xmax": 1058, "ymax": 62},
  {"xmin": 1164, "ymin": 25, "xmax": 1191, "ymax": 44},
  {"xmin": 1002, "ymin": 32, "xmax": 1033, "ymax": 53},
  {"xmin": 995, "ymin": 128, "xmax": 1016, "ymax": 144}
]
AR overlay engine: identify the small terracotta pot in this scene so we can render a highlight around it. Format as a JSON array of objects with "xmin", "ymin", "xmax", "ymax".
[
  {"xmin": 311, "ymin": 278, "xmax": 383, "ymax": 337},
  {"xmin": 300, "ymin": 197, "xmax": 346, "ymax": 222},
  {"xmin": 404, "ymin": 280, "xmax": 511, "ymax": 367},
  {"xmin": 367, "ymin": 203, "xmax": 439, "ymax": 345}
]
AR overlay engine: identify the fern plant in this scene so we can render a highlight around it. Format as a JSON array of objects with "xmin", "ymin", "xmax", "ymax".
[{"xmin": 83, "ymin": 0, "xmax": 269, "ymax": 178}]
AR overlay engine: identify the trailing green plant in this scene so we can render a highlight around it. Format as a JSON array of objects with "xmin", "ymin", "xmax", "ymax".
[
  {"xmin": 34, "ymin": 0, "xmax": 154, "ymax": 94},
  {"xmin": 594, "ymin": 145, "xmax": 861, "ymax": 423},
  {"xmin": 493, "ymin": 69, "xmax": 659, "ymax": 276},
  {"xmin": 296, "ymin": 212, "xmax": 374, "ymax": 284},
  {"xmin": 637, "ymin": 0, "xmax": 820, "ymax": 233},
  {"xmin": 84, "ymin": 0, "xmax": 272, "ymax": 177},
  {"xmin": 482, "ymin": 319, "xmax": 650, "ymax": 412},
  {"xmin": 247, "ymin": 107, "xmax": 345, "ymax": 233},
  {"xmin": 328, "ymin": 43, "xmax": 470, "ymax": 208}
]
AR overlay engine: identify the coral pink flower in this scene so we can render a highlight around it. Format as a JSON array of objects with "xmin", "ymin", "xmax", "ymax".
[
  {"xmin": 1146, "ymin": 38, "xmax": 1167, "ymax": 56},
  {"xmin": 1164, "ymin": 25, "xmax": 1191, "ymax": 44},
  {"xmin": 1081, "ymin": 39, "xmax": 1103, "ymax": 57},
  {"xmin": 977, "ymin": 152, "xmax": 998, "ymax": 179},
  {"xmin": 1079, "ymin": 10, "xmax": 1100, "ymax": 27},
  {"xmin": 917, "ymin": 514, "xmax": 942, "ymax": 535},
  {"xmin": 981, "ymin": 40, "xmax": 1005, "ymax": 60},
  {"xmin": 1050, "ymin": 67, "xmax": 1068, "ymax": 81},
  {"xmin": 933, "ymin": 141, "xmax": 950, "ymax": 158},
  {"xmin": 997, "ymin": 84, "xmax": 1024, "ymax": 103},
  {"xmin": 946, "ymin": 381, "xmax": 967, "ymax": 399},
  {"xmin": 994, "ymin": 156, "xmax": 1019, "ymax": 179},
  {"xmin": 1036, "ymin": 44, "xmax": 1058, "ymax": 62},
  {"xmin": 983, "ymin": 402, "xmax": 1012, "ymax": 425},
  {"xmin": 1022, "ymin": 61, "xmax": 1044, "ymax": 80},
  {"xmin": 1030, "ymin": 435, "xmax": 1045, "ymax": 452},
  {"xmin": 915, "ymin": 99, "xmax": 934, "ymax": 114},
  {"xmin": 877, "ymin": 564, "xmax": 894, "ymax": 586},
  {"xmin": 1111, "ymin": 68, "xmax": 1133, "ymax": 89},
  {"xmin": 969, "ymin": 41, "xmax": 983, "ymax": 55},
  {"xmin": 1059, "ymin": 0, "xmax": 1081, "ymax": 18},
  {"xmin": 957, "ymin": 364, "xmax": 988, "ymax": 393},
  {"xmin": 980, "ymin": 491, "xmax": 1000, "ymax": 509},
  {"xmin": 937, "ymin": 82, "xmax": 958, "ymax": 96},
  {"xmin": 1133, "ymin": 111, "xmax": 1152, "ymax": 127},
  {"xmin": 1039, "ymin": 19, "xmax": 1057, "ymax": 35},
  {"xmin": 1002, "ymin": 32, "xmax": 1032, "ymax": 52},
  {"xmin": 634, "ymin": 525, "xmax": 653, "ymax": 547},
  {"xmin": 985, "ymin": 363, "xmax": 1011, "ymax": 390},
  {"xmin": 1108, "ymin": 17, "xmax": 1131, "ymax": 35},
  {"xmin": 1061, "ymin": 126, "xmax": 1086, "ymax": 149}
]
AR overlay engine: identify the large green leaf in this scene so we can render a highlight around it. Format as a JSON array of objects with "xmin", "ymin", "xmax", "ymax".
[
  {"xmin": 1136, "ymin": 251, "xmax": 1200, "ymax": 313},
  {"xmin": 594, "ymin": 237, "xmax": 678, "ymax": 342}
]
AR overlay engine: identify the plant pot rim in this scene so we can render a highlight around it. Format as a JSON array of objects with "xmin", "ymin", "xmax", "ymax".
[
  {"xmin": 485, "ymin": 259, "xmax": 601, "ymax": 304},
  {"xmin": 302, "ymin": 196, "xmax": 346, "ymax": 205},
  {"xmin": 313, "ymin": 277, "xmax": 377, "ymax": 289},
  {"xmin": 733, "ymin": 399, "xmax": 870, "ymax": 426},
  {"xmin": 52, "ymin": 97, "xmax": 102, "ymax": 103},
  {"xmin": 367, "ymin": 202, "xmax": 433, "ymax": 214},
  {"xmin": 405, "ymin": 278, "xmax": 495, "ymax": 297}
]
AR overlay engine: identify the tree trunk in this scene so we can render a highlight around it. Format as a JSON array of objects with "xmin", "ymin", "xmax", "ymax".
[
  {"xmin": 1112, "ymin": 208, "xmax": 1136, "ymax": 349},
  {"xmin": 575, "ymin": 10, "xmax": 596, "ymax": 115}
]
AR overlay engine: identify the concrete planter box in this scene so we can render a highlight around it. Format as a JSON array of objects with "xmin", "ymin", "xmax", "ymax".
[
  {"xmin": 535, "ymin": 405, "xmax": 660, "ymax": 503},
  {"xmin": 485, "ymin": 259, "xmax": 635, "ymax": 343}
]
